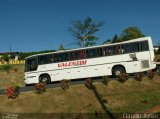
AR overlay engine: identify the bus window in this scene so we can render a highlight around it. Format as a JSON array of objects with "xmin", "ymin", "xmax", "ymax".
[
  {"xmin": 140, "ymin": 41, "xmax": 149, "ymax": 51},
  {"xmin": 122, "ymin": 42, "xmax": 140, "ymax": 53},
  {"xmin": 70, "ymin": 50, "xmax": 85, "ymax": 60},
  {"xmin": 86, "ymin": 48, "xmax": 102, "ymax": 58},
  {"xmin": 103, "ymin": 45, "xmax": 120, "ymax": 56},
  {"xmin": 26, "ymin": 57, "xmax": 38, "ymax": 71},
  {"xmin": 121, "ymin": 42, "xmax": 139, "ymax": 53},
  {"xmin": 112, "ymin": 45, "xmax": 120, "ymax": 54},
  {"xmin": 54, "ymin": 52, "xmax": 69, "ymax": 62},
  {"xmin": 38, "ymin": 54, "xmax": 53, "ymax": 65},
  {"xmin": 121, "ymin": 43, "xmax": 131, "ymax": 53},
  {"xmin": 103, "ymin": 46, "xmax": 111, "ymax": 56},
  {"xmin": 132, "ymin": 42, "xmax": 139, "ymax": 52}
]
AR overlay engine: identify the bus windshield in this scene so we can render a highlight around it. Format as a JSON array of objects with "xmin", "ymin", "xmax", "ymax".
[{"xmin": 25, "ymin": 57, "xmax": 38, "ymax": 72}]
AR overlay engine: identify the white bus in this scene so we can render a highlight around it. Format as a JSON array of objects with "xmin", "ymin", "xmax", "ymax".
[{"xmin": 24, "ymin": 36, "xmax": 156, "ymax": 84}]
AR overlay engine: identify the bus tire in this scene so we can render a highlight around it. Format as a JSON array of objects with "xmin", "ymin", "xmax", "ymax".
[
  {"xmin": 112, "ymin": 66, "xmax": 126, "ymax": 77},
  {"xmin": 39, "ymin": 74, "xmax": 51, "ymax": 84}
]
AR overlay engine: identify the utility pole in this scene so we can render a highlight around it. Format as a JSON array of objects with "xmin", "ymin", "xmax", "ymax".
[
  {"xmin": 10, "ymin": 44, "xmax": 12, "ymax": 52},
  {"xmin": 9, "ymin": 44, "xmax": 12, "ymax": 61}
]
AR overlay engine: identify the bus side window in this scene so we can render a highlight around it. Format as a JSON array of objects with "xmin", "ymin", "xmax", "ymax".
[
  {"xmin": 70, "ymin": 52, "xmax": 74, "ymax": 60},
  {"xmin": 121, "ymin": 44, "xmax": 131, "ymax": 53},
  {"xmin": 86, "ymin": 48, "xmax": 102, "ymax": 58},
  {"xmin": 54, "ymin": 53, "xmax": 69, "ymax": 62},
  {"xmin": 38, "ymin": 55, "xmax": 53, "ymax": 64},
  {"xmin": 132, "ymin": 42, "xmax": 139, "ymax": 52},
  {"xmin": 121, "ymin": 42, "xmax": 140, "ymax": 54},
  {"xmin": 50, "ymin": 54, "xmax": 54, "ymax": 62},
  {"xmin": 113, "ymin": 45, "xmax": 120, "ymax": 54},
  {"xmin": 70, "ymin": 50, "xmax": 85, "ymax": 60},
  {"xmin": 103, "ymin": 47, "xmax": 110, "ymax": 56},
  {"xmin": 54, "ymin": 54, "xmax": 61, "ymax": 62},
  {"xmin": 79, "ymin": 50, "xmax": 85, "ymax": 59}
]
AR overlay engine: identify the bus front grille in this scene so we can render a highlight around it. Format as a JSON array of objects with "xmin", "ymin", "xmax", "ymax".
[{"xmin": 141, "ymin": 60, "xmax": 149, "ymax": 68}]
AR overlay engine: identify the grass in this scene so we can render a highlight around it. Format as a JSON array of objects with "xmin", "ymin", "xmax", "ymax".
[
  {"xmin": 0, "ymin": 77, "xmax": 160, "ymax": 114},
  {"xmin": 95, "ymin": 76, "xmax": 160, "ymax": 113},
  {"xmin": 0, "ymin": 84, "xmax": 102, "ymax": 113},
  {"xmin": 0, "ymin": 64, "xmax": 160, "ymax": 116},
  {"xmin": 0, "ymin": 64, "xmax": 24, "ymax": 88}
]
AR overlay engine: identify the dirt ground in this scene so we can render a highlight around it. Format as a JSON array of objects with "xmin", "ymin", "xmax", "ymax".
[{"xmin": 144, "ymin": 105, "xmax": 160, "ymax": 113}]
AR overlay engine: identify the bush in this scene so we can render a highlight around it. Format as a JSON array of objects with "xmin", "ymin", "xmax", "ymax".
[
  {"xmin": 136, "ymin": 72, "xmax": 144, "ymax": 81},
  {"xmin": 148, "ymin": 70, "xmax": 156, "ymax": 79},
  {"xmin": 0, "ymin": 65, "xmax": 12, "ymax": 73},
  {"xmin": 102, "ymin": 76, "xmax": 110, "ymax": 85},
  {"xmin": 118, "ymin": 73, "xmax": 129, "ymax": 82},
  {"xmin": 85, "ymin": 78, "xmax": 94, "ymax": 89},
  {"xmin": 13, "ymin": 68, "xmax": 18, "ymax": 72},
  {"xmin": 35, "ymin": 83, "xmax": 46, "ymax": 94},
  {"xmin": 5, "ymin": 86, "xmax": 20, "ymax": 99},
  {"xmin": 61, "ymin": 80, "xmax": 70, "ymax": 90}
]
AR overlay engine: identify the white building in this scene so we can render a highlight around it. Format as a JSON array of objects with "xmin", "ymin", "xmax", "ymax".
[{"xmin": 0, "ymin": 52, "xmax": 20, "ymax": 61}]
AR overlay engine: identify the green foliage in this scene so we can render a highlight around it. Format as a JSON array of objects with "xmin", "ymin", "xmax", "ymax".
[
  {"xmin": 0, "ymin": 65, "xmax": 12, "ymax": 73},
  {"xmin": 103, "ymin": 27, "xmax": 145, "ymax": 44},
  {"xmin": 118, "ymin": 73, "xmax": 129, "ymax": 82},
  {"xmin": 69, "ymin": 17, "xmax": 103, "ymax": 47},
  {"xmin": 111, "ymin": 34, "xmax": 120, "ymax": 43},
  {"xmin": 136, "ymin": 72, "xmax": 144, "ymax": 81},
  {"xmin": 85, "ymin": 78, "xmax": 94, "ymax": 89},
  {"xmin": 103, "ymin": 39, "xmax": 111, "ymax": 44},
  {"xmin": 102, "ymin": 76, "xmax": 110, "ymax": 85},
  {"xmin": 1, "ymin": 54, "xmax": 10, "ymax": 62},
  {"xmin": 120, "ymin": 27, "xmax": 145, "ymax": 42},
  {"xmin": 61, "ymin": 80, "xmax": 70, "ymax": 90},
  {"xmin": 14, "ymin": 86, "xmax": 21, "ymax": 97},
  {"xmin": 148, "ymin": 70, "xmax": 156, "ymax": 79}
]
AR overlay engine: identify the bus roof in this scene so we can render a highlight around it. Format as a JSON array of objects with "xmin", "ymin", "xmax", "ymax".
[{"xmin": 25, "ymin": 36, "xmax": 151, "ymax": 59}]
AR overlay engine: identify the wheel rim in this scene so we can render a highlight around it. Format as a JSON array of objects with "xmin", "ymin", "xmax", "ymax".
[
  {"xmin": 115, "ymin": 70, "xmax": 121, "ymax": 76},
  {"xmin": 41, "ymin": 77, "xmax": 48, "ymax": 83}
]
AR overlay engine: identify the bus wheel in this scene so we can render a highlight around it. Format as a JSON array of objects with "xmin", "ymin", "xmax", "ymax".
[
  {"xmin": 112, "ymin": 66, "xmax": 125, "ymax": 77},
  {"xmin": 39, "ymin": 74, "xmax": 51, "ymax": 84}
]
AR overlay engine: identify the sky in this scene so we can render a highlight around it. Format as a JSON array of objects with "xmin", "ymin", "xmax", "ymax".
[{"xmin": 0, "ymin": 0, "xmax": 160, "ymax": 52}]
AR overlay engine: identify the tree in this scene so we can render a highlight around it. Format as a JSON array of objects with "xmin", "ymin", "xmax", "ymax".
[
  {"xmin": 1, "ymin": 54, "xmax": 10, "ymax": 63},
  {"xmin": 102, "ymin": 39, "xmax": 111, "ymax": 44},
  {"xmin": 111, "ymin": 34, "xmax": 119, "ymax": 43},
  {"xmin": 58, "ymin": 44, "xmax": 65, "ymax": 51},
  {"xmin": 120, "ymin": 27, "xmax": 145, "ymax": 42},
  {"xmin": 69, "ymin": 17, "xmax": 103, "ymax": 47}
]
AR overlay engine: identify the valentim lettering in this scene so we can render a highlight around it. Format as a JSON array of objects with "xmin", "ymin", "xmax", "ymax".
[{"xmin": 58, "ymin": 60, "xmax": 87, "ymax": 68}]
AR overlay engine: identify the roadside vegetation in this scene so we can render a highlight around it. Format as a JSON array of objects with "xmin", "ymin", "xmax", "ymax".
[
  {"xmin": 0, "ymin": 64, "xmax": 24, "ymax": 88},
  {"xmin": 0, "ymin": 65, "xmax": 160, "ymax": 116},
  {"xmin": 96, "ymin": 76, "xmax": 160, "ymax": 113}
]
